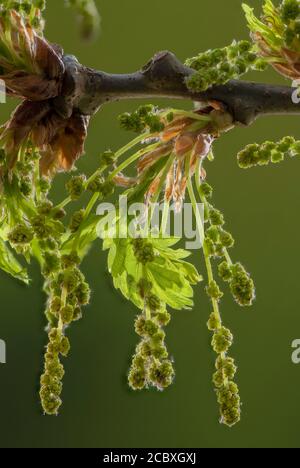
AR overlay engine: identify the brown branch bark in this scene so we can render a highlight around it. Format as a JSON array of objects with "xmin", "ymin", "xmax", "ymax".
[{"xmin": 58, "ymin": 51, "xmax": 300, "ymax": 127}]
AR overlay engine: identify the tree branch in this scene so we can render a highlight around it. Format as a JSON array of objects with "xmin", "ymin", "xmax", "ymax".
[{"xmin": 60, "ymin": 51, "xmax": 300, "ymax": 127}]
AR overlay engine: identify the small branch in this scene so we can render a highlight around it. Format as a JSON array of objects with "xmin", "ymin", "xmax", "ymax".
[{"xmin": 61, "ymin": 51, "xmax": 300, "ymax": 126}]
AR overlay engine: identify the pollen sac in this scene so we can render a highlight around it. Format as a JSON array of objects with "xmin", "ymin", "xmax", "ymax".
[
  {"xmin": 212, "ymin": 327, "xmax": 233, "ymax": 353},
  {"xmin": 229, "ymin": 263, "xmax": 255, "ymax": 307}
]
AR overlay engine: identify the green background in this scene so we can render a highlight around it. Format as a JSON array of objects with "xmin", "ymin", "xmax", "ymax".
[{"xmin": 0, "ymin": 0, "xmax": 299, "ymax": 448}]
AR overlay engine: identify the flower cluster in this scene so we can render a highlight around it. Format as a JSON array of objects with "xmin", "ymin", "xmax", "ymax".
[
  {"xmin": 66, "ymin": 175, "xmax": 87, "ymax": 200},
  {"xmin": 202, "ymin": 184, "xmax": 235, "ymax": 256},
  {"xmin": 197, "ymin": 176, "xmax": 242, "ymax": 428},
  {"xmin": 207, "ymin": 313, "xmax": 241, "ymax": 427},
  {"xmin": 185, "ymin": 40, "xmax": 266, "ymax": 92},
  {"xmin": 201, "ymin": 181, "xmax": 255, "ymax": 308},
  {"xmin": 66, "ymin": 164, "xmax": 116, "ymax": 201},
  {"xmin": 119, "ymin": 105, "xmax": 165, "ymax": 134},
  {"xmin": 237, "ymin": 136, "xmax": 300, "ymax": 169},
  {"xmin": 39, "ymin": 328, "xmax": 67, "ymax": 415},
  {"xmin": 0, "ymin": 137, "xmax": 97, "ymax": 416},
  {"xmin": 127, "ymin": 239, "xmax": 175, "ymax": 391},
  {"xmin": 46, "ymin": 266, "xmax": 91, "ymax": 320},
  {"xmin": 196, "ymin": 169, "xmax": 256, "ymax": 426},
  {"xmin": 205, "ymin": 224, "xmax": 234, "ymax": 258},
  {"xmin": 98, "ymin": 150, "xmax": 118, "ymax": 171},
  {"xmin": 88, "ymin": 179, "xmax": 115, "ymax": 199},
  {"xmin": 128, "ymin": 279, "xmax": 174, "ymax": 391},
  {"xmin": 40, "ymin": 260, "xmax": 91, "ymax": 414},
  {"xmin": 132, "ymin": 238, "xmax": 155, "ymax": 265},
  {"xmin": 219, "ymin": 262, "xmax": 255, "ymax": 307}
]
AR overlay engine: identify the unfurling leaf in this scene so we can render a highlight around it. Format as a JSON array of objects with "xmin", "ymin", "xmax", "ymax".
[{"xmin": 0, "ymin": 10, "xmax": 65, "ymax": 100}]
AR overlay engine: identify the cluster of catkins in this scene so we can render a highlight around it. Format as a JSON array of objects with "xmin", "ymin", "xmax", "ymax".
[
  {"xmin": 2, "ymin": 134, "xmax": 120, "ymax": 415},
  {"xmin": 200, "ymin": 180, "xmax": 255, "ymax": 308},
  {"xmin": 198, "ymin": 178, "xmax": 255, "ymax": 426},
  {"xmin": 207, "ymin": 313, "xmax": 240, "ymax": 427},
  {"xmin": 7, "ymin": 172, "xmax": 65, "ymax": 263},
  {"xmin": 38, "ymin": 155, "xmax": 120, "ymax": 415},
  {"xmin": 206, "ymin": 258, "xmax": 255, "ymax": 427},
  {"xmin": 66, "ymin": 170, "xmax": 115, "ymax": 205},
  {"xmin": 129, "ymin": 306, "xmax": 174, "ymax": 392},
  {"xmin": 185, "ymin": 40, "xmax": 267, "ymax": 92},
  {"xmin": 7, "ymin": 177, "xmax": 91, "ymax": 416},
  {"xmin": 40, "ymin": 255, "xmax": 91, "ymax": 415},
  {"xmin": 237, "ymin": 136, "xmax": 300, "ymax": 169},
  {"xmin": 128, "ymin": 240, "xmax": 174, "ymax": 391},
  {"xmin": 4, "ymin": 147, "xmax": 120, "ymax": 414}
]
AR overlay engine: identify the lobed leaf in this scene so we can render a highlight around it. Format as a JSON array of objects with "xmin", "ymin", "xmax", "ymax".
[{"xmin": 105, "ymin": 236, "xmax": 202, "ymax": 311}]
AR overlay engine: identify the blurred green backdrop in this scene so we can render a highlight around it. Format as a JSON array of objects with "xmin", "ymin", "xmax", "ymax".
[{"xmin": 0, "ymin": 0, "xmax": 300, "ymax": 448}]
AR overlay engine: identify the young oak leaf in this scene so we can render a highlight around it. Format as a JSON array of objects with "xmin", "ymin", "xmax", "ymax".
[
  {"xmin": 243, "ymin": 1, "xmax": 300, "ymax": 80},
  {"xmin": 0, "ymin": 11, "xmax": 91, "ymax": 174},
  {"xmin": 106, "ymin": 237, "xmax": 202, "ymax": 311},
  {"xmin": 109, "ymin": 238, "xmax": 128, "ymax": 278},
  {"xmin": 113, "ymin": 272, "xmax": 144, "ymax": 310},
  {"xmin": 0, "ymin": 10, "xmax": 65, "ymax": 100}
]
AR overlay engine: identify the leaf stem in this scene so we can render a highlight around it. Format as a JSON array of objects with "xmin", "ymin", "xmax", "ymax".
[
  {"xmin": 55, "ymin": 134, "xmax": 153, "ymax": 211},
  {"xmin": 195, "ymin": 158, "xmax": 233, "ymax": 266},
  {"xmin": 186, "ymin": 177, "xmax": 205, "ymax": 246},
  {"xmin": 72, "ymin": 192, "xmax": 100, "ymax": 251},
  {"xmin": 151, "ymin": 154, "xmax": 174, "ymax": 204},
  {"xmin": 187, "ymin": 160, "xmax": 222, "ymax": 326},
  {"xmin": 108, "ymin": 141, "xmax": 160, "ymax": 181},
  {"xmin": 161, "ymin": 199, "xmax": 170, "ymax": 236},
  {"xmin": 58, "ymin": 286, "xmax": 68, "ymax": 333}
]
